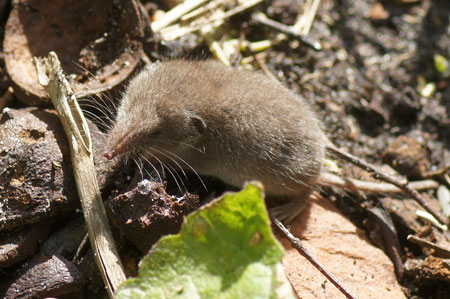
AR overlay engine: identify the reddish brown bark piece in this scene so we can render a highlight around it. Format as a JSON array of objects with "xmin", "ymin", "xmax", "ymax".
[
  {"xmin": 3, "ymin": 0, "xmax": 144, "ymax": 106},
  {"xmin": 107, "ymin": 180, "xmax": 200, "ymax": 253},
  {"xmin": 3, "ymin": 254, "xmax": 84, "ymax": 299},
  {"xmin": 0, "ymin": 108, "xmax": 78, "ymax": 231}
]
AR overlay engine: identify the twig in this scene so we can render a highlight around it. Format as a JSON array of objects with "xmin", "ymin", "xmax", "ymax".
[
  {"xmin": 271, "ymin": 216, "xmax": 357, "ymax": 299},
  {"xmin": 255, "ymin": 53, "xmax": 279, "ymax": 82},
  {"xmin": 140, "ymin": 52, "xmax": 152, "ymax": 66},
  {"xmin": 34, "ymin": 52, "xmax": 126, "ymax": 298},
  {"xmin": 73, "ymin": 233, "xmax": 90, "ymax": 264},
  {"xmin": 201, "ymin": 22, "xmax": 231, "ymax": 66},
  {"xmin": 151, "ymin": 0, "xmax": 208, "ymax": 32},
  {"xmin": 320, "ymin": 172, "xmax": 439, "ymax": 193},
  {"xmin": 422, "ymin": 165, "xmax": 450, "ymax": 178},
  {"xmin": 209, "ymin": 0, "xmax": 262, "ymax": 23},
  {"xmin": 181, "ymin": 0, "xmax": 227, "ymax": 22},
  {"xmin": 160, "ymin": 0, "xmax": 263, "ymax": 41},
  {"xmin": 251, "ymin": 12, "xmax": 322, "ymax": 51},
  {"xmin": 292, "ymin": 0, "xmax": 321, "ymax": 35},
  {"xmin": 208, "ymin": 39, "xmax": 231, "ymax": 65},
  {"xmin": 407, "ymin": 234, "xmax": 450, "ymax": 258},
  {"xmin": 416, "ymin": 210, "xmax": 447, "ymax": 231},
  {"xmin": 326, "ymin": 145, "xmax": 448, "ymax": 226}
]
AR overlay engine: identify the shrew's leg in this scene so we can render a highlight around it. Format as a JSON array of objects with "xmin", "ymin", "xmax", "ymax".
[{"xmin": 269, "ymin": 189, "xmax": 313, "ymax": 223}]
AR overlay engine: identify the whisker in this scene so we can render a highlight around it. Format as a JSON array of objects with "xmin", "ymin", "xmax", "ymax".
[
  {"xmin": 131, "ymin": 154, "xmax": 144, "ymax": 181},
  {"xmin": 124, "ymin": 154, "xmax": 129, "ymax": 168},
  {"xmin": 80, "ymin": 109, "xmax": 113, "ymax": 131},
  {"xmin": 72, "ymin": 61, "xmax": 98, "ymax": 79},
  {"xmin": 80, "ymin": 97, "xmax": 115, "ymax": 123},
  {"xmin": 79, "ymin": 99, "xmax": 109, "ymax": 115},
  {"xmin": 143, "ymin": 151, "xmax": 167, "ymax": 179},
  {"xmin": 95, "ymin": 93, "xmax": 117, "ymax": 119},
  {"xmin": 72, "ymin": 61, "xmax": 119, "ymax": 108},
  {"xmin": 160, "ymin": 159, "xmax": 184, "ymax": 193},
  {"xmin": 79, "ymin": 101, "xmax": 114, "ymax": 126},
  {"xmin": 95, "ymin": 88, "xmax": 117, "ymax": 107},
  {"xmin": 142, "ymin": 167, "xmax": 153, "ymax": 181},
  {"xmin": 141, "ymin": 147, "xmax": 186, "ymax": 193},
  {"xmin": 158, "ymin": 147, "xmax": 208, "ymax": 191},
  {"xmin": 149, "ymin": 147, "xmax": 188, "ymax": 179},
  {"xmin": 165, "ymin": 162, "xmax": 187, "ymax": 193},
  {"xmin": 152, "ymin": 139, "xmax": 205, "ymax": 153},
  {"xmin": 137, "ymin": 152, "xmax": 163, "ymax": 183},
  {"xmin": 72, "ymin": 62, "xmax": 118, "ymax": 128}
]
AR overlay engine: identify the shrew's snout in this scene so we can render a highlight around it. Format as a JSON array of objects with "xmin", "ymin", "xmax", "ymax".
[{"xmin": 103, "ymin": 150, "xmax": 117, "ymax": 160}]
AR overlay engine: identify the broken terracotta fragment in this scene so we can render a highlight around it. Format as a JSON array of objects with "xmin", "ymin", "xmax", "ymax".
[{"xmin": 3, "ymin": 0, "xmax": 144, "ymax": 106}]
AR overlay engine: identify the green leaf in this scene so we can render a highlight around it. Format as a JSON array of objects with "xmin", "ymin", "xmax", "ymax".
[{"xmin": 116, "ymin": 182, "xmax": 295, "ymax": 299}]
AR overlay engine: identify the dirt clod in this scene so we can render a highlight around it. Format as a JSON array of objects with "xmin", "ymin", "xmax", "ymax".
[
  {"xmin": 107, "ymin": 180, "xmax": 200, "ymax": 253},
  {"xmin": 3, "ymin": 254, "xmax": 84, "ymax": 299},
  {"xmin": 0, "ymin": 222, "xmax": 51, "ymax": 268},
  {"xmin": 0, "ymin": 108, "xmax": 78, "ymax": 231},
  {"xmin": 383, "ymin": 135, "xmax": 429, "ymax": 179}
]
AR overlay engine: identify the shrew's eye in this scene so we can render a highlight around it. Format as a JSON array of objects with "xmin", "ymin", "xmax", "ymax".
[{"xmin": 149, "ymin": 130, "xmax": 161, "ymax": 138}]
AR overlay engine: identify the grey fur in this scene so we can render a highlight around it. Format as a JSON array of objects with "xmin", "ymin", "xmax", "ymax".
[{"xmin": 105, "ymin": 60, "xmax": 327, "ymax": 220}]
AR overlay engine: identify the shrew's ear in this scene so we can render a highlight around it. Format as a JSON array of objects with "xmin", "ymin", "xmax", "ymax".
[{"xmin": 186, "ymin": 111, "xmax": 206, "ymax": 139}]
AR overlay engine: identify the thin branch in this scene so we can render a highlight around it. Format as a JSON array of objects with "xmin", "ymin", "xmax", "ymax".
[
  {"xmin": 159, "ymin": 0, "xmax": 263, "ymax": 41},
  {"xmin": 271, "ymin": 216, "xmax": 357, "ymax": 299},
  {"xmin": 292, "ymin": 0, "xmax": 321, "ymax": 35},
  {"xmin": 34, "ymin": 52, "xmax": 126, "ymax": 298},
  {"xmin": 251, "ymin": 12, "xmax": 322, "ymax": 51},
  {"xmin": 416, "ymin": 210, "xmax": 447, "ymax": 231},
  {"xmin": 319, "ymin": 172, "xmax": 439, "ymax": 193},
  {"xmin": 326, "ymin": 144, "xmax": 448, "ymax": 226},
  {"xmin": 151, "ymin": 0, "xmax": 208, "ymax": 32},
  {"xmin": 255, "ymin": 53, "xmax": 279, "ymax": 83},
  {"xmin": 407, "ymin": 234, "xmax": 450, "ymax": 258},
  {"xmin": 422, "ymin": 165, "xmax": 450, "ymax": 178},
  {"xmin": 181, "ymin": 0, "xmax": 227, "ymax": 21},
  {"xmin": 73, "ymin": 233, "xmax": 89, "ymax": 264}
]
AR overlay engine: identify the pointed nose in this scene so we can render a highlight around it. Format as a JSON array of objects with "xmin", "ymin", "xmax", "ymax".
[{"xmin": 103, "ymin": 150, "xmax": 117, "ymax": 160}]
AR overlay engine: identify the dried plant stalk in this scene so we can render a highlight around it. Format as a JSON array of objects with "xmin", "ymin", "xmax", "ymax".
[{"xmin": 34, "ymin": 52, "xmax": 125, "ymax": 298}]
